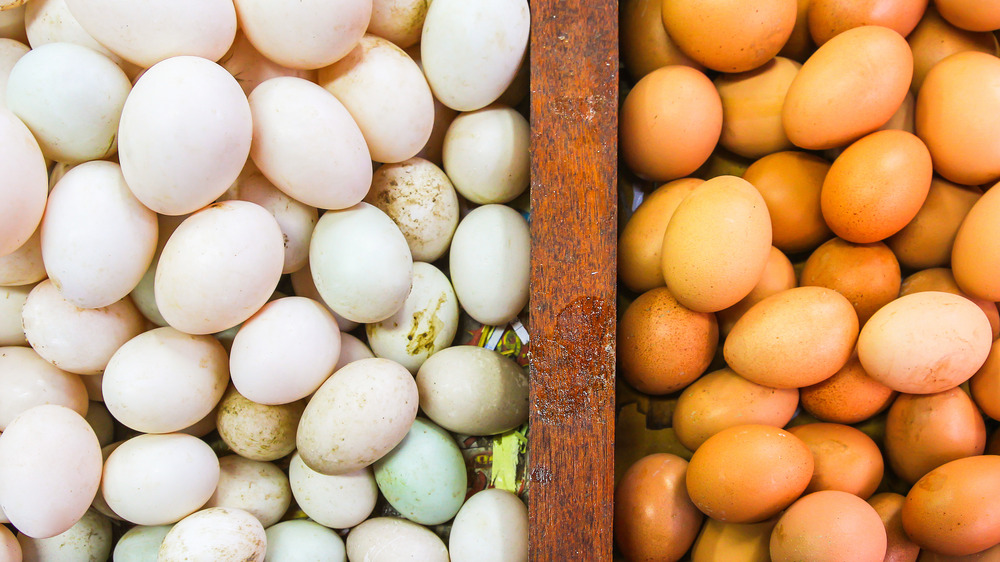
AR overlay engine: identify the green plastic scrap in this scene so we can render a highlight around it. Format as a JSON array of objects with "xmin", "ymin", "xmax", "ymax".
[{"xmin": 490, "ymin": 424, "xmax": 528, "ymax": 492}]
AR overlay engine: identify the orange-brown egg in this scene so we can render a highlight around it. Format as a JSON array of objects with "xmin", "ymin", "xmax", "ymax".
[
  {"xmin": 714, "ymin": 57, "xmax": 800, "ymax": 159},
  {"xmin": 770, "ymin": 490, "xmax": 888, "ymax": 562},
  {"xmin": 971, "ymin": 340, "xmax": 1000, "ymax": 420},
  {"xmin": 686, "ymin": 424, "xmax": 814, "ymax": 523},
  {"xmin": 621, "ymin": 0, "xmax": 703, "ymax": 81},
  {"xmin": 918, "ymin": 543, "xmax": 1000, "ymax": 561},
  {"xmin": 886, "ymin": 178, "xmax": 981, "ymax": 271},
  {"xmin": 779, "ymin": 0, "xmax": 815, "ymax": 61},
  {"xmin": 807, "ymin": 0, "xmax": 927, "ymax": 46},
  {"xmin": 717, "ymin": 246, "xmax": 797, "ymax": 336},
  {"xmin": 868, "ymin": 493, "xmax": 921, "ymax": 562},
  {"xmin": 821, "ymin": 130, "xmax": 932, "ymax": 243},
  {"xmin": 660, "ymin": 0, "xmax": 797, "ymax": 73},
  {"xmin": 934, "ymin": 0, "xmax": 1000, "ymax": 32},
  {"xmin": 618, "ymin": 286, "xmax": 718, "ymax": 395},
  {"xmin": 879, "ymin": 91, "xmax": 916, "ymax": 134},
  {"xmin": 899, "ymin": 268, "xmax": 1000, "ymax": 340},
  {"xmin": 907, "ymin": 5, "xmax": 998, "ymax": 93},
  {"xmin": 620, "ymin": 65, "xmax": 723, "ymax": 182},
  {"xmin": 787, "ymin": 423, "xmax": 884, "ymax": 499},
  {"xmin": 991, "ymin": 429, "xmax": 1000, "ymax": 456},
  {"xmin": 693, "ymin": 147, "xmax": 754, "ymax": 181},
  {"xmin": 724, "ymin": 286, "xmax": 859, "ymax": 389},
  {"xmin": 800, "ymin": 353, "xmax": 897, "ymax": 424},
  {"xmin": 691, "ymin": 517, "xmax": 778, "ymax": 562},
  {"xmin": 742, "ymin": 151, "xmax": 833, "ymax": 254},
  {"xmin": 799, "ymin": 237, "xmax": 901, "ymax": 325},
  {"xmin": 902, "ymin": 455, "xmax": 1000, "ymax": 557},
  {"xmin": 783, "ymin": 26, "xmax": 912, "ymax": 150},
  {"xmin": 952, "ymin": 182, "xmax": 1000, "ymax": 301}
]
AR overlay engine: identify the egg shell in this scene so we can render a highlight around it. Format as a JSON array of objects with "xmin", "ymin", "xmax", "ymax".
[
  {"xmin": 0, "ymin": 38, "xmax": 30, "ymax": 108},
  {"xmin": 0, "ymin": 526, "xmax": 18, "ymax": 561},
  {"xmin": 216, "ymin": 386, "xmax": 304, "ymax": 462},
  {"xmin": 17, "ymin": 508, "xmax": 111, "ymax": 561},
  {"xmin": 716, "ymin": 246, "xmax": 797, "ymax": 336},
  {"xmin": 83, "ymin": 401, "xmax": 113, "ymax": 447},
  {"xmin": 345, "ymin": 517, "xmax": 449, "ymax": 562},
  {"xmin": 288, "ymin": 452, "xmax": 377, "ymax": 529},
  {"xmin": 899, "ymin": 268, "xmax": 999, "ymax": 340},
  {"xmin": 715, "ymin": 57, "xmax": 799, "ymax": 159},
  {"xmin": 288, "ymin": 264, "xmax": 359, "ymax": 333},
  {"xmin": 690, "ymin": 517, "xmax": 777, "ymax": 562},
  {"xmin": 0, "ymin": 405, "xmax": 101, "ymax": 538},
  {"xmin": 0, "ymin": 285, "xmax": 29, "ymax": 346},
  {"xmin": 724, "ymin": 286, "xmax": 859, "ymax": 388},
  {"xmin": 0, "ymin": 6, "xmax": 26, "ymax": 44},
  {"xmin": 972, "ymin": 340, "xmax": 1000, "ymax": 420},
  {"xmin": 449, "ymin": 204, "xmax": 529, "ymax": 326},
  {"xmin": 112, "ymin": 525, "xmax": 172, "ymax": 562},
  {"xmin": 335, "ymin": 332, "xmax": 376, "ymax": 372},
  {"xmin": 807, "ymin": 0, "xmax": 926, "ymax": 46},
  {"xmin": 620, "ymin": 0, "xmax": 702, "ymax": 81},
  {"xmin": 661, "ymin": 175, "xmax": 772, "ymax": 313},
  {"xmin": 885, "ymin": 388, "xmax": 986, "ymax": 483},
  {"xmin": 24, "ymin": 0, "xmax": 134, "ymax": 70},
  {"xmin": 0, "ymin": 108, "xmax": 48, "ymax": 258},
  {"xmin": 799, "ymin": 238, "xmax": 901, "ymax": 325},
  {"xmin": 203, "ymin": 456, "xmax": 290, "ymax": 529},
  {"xmin": 952, "ymin": 181, "xmax": 1000, "ymax": 301},
  {"xmin": 368, "ymin": 0, "xmax": 427, "ymax": 49},
  {"xmin": 0, "ymin": 226, "xmax": 44, "ymax": 286},
  {"xmin": 902, "ymin": 455, "xmax": 1000, "ymax": 556},
  {"xmin": 218, "ymin": 30, "xmax": 317, "ymax": 96},
  {"xmin": 783, "ymin": 26, "xmax": 912, "ymax": 150},
  {"xmin": 799, "ymin": 353, "xmax": 896, "ymax": 424},
  {"xmin": 265, "ymin": 520, "xmax": 346, "ymax": 562},
  {"xmin": 441, "ymin": 105, "xmax": 530, "ymax": 205},
  {"xmin": 857, "ymin": 291, "xmax": 992, "ymax": 393},
  {"xmin": 420, "ymin": 0, "xmax": 528, "ymax": 112},
  {"xmin": 907, "ymin": 6, "xmax": 998, "ymax": 94},
  {"xmin": 770, "ymin": 490, "xmax": 887, "ymax": 562},
  {"xmin": 620, "ymin": 65, "xmax": 722, "ymax": 182},
  {"xmin": 787, "ymin": 423, "xmax": 884, "ymax": 498},
  {"xmin": 0, "ymin": 346, "xmax": 87, "ymax": 430},
  {"xmin": 934, "ymin": 0, "xmax": 1000, "ymax": 32},
  {"xmin": 887, "ymin": 178, "xmax": 981, "ymax": 271},
  {"xmin": 297, "ymin": 357, "xmax": 418, "ymax": 475},
  {"xmin": 450, "ymin": 489, "xmax": 527, "ymax": 562},
  {"xmin": 415, "ymin": 345, "xmax": 528, "ymax": 436},
  {"xmin": 867, "ymin": 493, "xmax": 920, "ymax": 562},
  {"xmin": 158, "ymin": 507, "xmax": 265, "ymax": 562}
]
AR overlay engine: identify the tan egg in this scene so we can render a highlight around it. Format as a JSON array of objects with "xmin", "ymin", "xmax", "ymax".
[
  {"xmin": 724, "ymin": 286, "xmax": 859, "ymax": 389},
  {"xmin": 916, "ymin": 52, "xmax": 1000, "ymax": 186},
  {"xmin": 800, "ymin": 353, "xmax": 897, "ymax": 424},
  {"xmin": 934, "ymin": 0, "xmax": 1000, "ymax": 32},
  {"xmin": 694, "ymin": 147, "xmax": 754, "ymax": 181},
  {"xmin": 368, "ymin": 0, "xmax": 427, "ymax": 49},
  {"xmin": 618, "ymin": 178, "xmax": 703, "ymax": 293},
  {"xmin": 742, "ymin": 151, "xmax": 832, "ymax": 254},
  {"xmin": 0, "ymin": 225, "xmax": 44, "ymax": 286},
  {"xmin": 807, "ymin": 0, "xmax": 927, "ymax": 46},
  {"xmin": 690, "ymin": 517, "xmax": 777, "ymax": 562},
  {"xmin": 821, "ymin": 130, "xmax": 932, "ymax": 243},
  {"xmin": 972, "ymin": 340, "xmax": 1000, "ymax": 420},
  {"xmin": 204, "ymin": 456, "xmax": 291, "ymax": 529},
  {"xmin": 661, "ymin": 175, "xmax": 772, "ymax": 313},
  {"xmin": 858, "ymin": 292, "xmax": 992, "ymax": 394},
  {"xmin": 868, "ymin": 493, "xmax": 920, "ymax": 562},
  {"xmin": 879, "ymin": 91, "xmax": 916, "ymax": 133},
  {"xmin": 783, "ymin": 26, "xmax": 912, "ymax": 150},
  {"xmin": 620, "ymin": 65, "xmax": 722, "ymax": 181},
  {"xmin": 953, "ymin": 181, "xmax": 1000, "ymax": 301},
  {"xmin": 661, "ymin": 0, "xmax": 797, "ymax": 73},
  {"xmin": 717, "ymin": 246, "xmax": 796, "ymax": 336},
  {"xmin": 886, "ymin": 388, "xmax": 986, "ymax": 483},
  {"xmin": 886, "ymin": 178, "xmax": 981, "ymax": 271},
  {"xmin": 779, "ymin": 0, "xmax": 814, "ymax": 61},
  {"xmin": 715, "ymin": 57, "xmax": 800, "ymax": 159},
  {"xmin": 908, "ymin": 6, "xmax": 998, "ymax": 94},
  {"xmin": 216, "ymin": 386, "xmax": 305, "ymax": 462},
  {"xmin": 800, "ymin": 238, "xmax": 901, "ymax": 325},
  {"xmin": 672, "ymin": 367, "xmax": 799, "ymax": 451},
  {"xmin": 787, "ymin": 423, "xmax": 884, "ymax": 498},
  {"xmin": 618, "ymin": 287, "xmax": 718, "ymax": 395},
  {"xmin": 770, "ymin": 491, "xmax": 887, "ymax": 562},
  {"xmin": 686, "ymin": 424, "xmax": 813, "ymax": 523},
  {"xmin": 621, "ymin": 0, "xmax": 701, "ymax": 81},
  {"xmin": 899, "ymin": 268, "xmax": 999, "ymax": 340},
  {"xmin": 218, "ymin": 31, "xmax": 317, "ymax": 96}
]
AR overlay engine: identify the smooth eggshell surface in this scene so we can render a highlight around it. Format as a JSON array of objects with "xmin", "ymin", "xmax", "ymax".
[
  {"xmin": 450, "ymin": 489, "xmax": 528, "ymax": 562},
  {"xmin": 442, "ymin": 104, "xmax": 530, "ymax": 204},
  {"xmin": 265, "ymin": 520, "xmax": 346, "ymax": 562},
  {"xmin": 0, "ymin": 108, "xmax": 47, "ymax": 258},
  {"xmin": 0, "ymin": 38, "xmax": 30, "ymax": 108},
  {"xmin": 788, "ymin": 423, "xmax": 884, "ymax": 498},
  {"xmin": 0, "ymin": 226, "xmax": 45, "ymax": 286},
  {"xmin": 368, "ymin": 0, "xmax": 428, "ymax": 49},
  {"xmin": 690, "ymin": 517, "xmax": 777, "ymax": 562},
  {"xmin": 112, "ymin": 525, "xmax": 172, "ymax": 562},
  {"xmin": 218, "ymin": 30, "xmax": 317, "ymax": 96},
  {"xmin": 715, "ymin": 56, "xmax": 799, "ymax": 158},
  {"xmin": 288, "ymin": 452, "xmax": 377, "ymax": 529},
  {"xmin": 886, "ymin": 178, "xmax": 981, "ymax": 271},
  {"xmin": 770, "ymin": 491, "xmax": 887, "ymax": 562},
  {"xmin": 345, "ymin": 517, "xmax": 449, "ymax": 562},
  {"xmin": 952, "ymin": 180, "xmax": 1000, "ymax": 301},
  {"xmin": 0, "ymin": 285, "xmax": 30, "ymax": 346},
  {"xmin": 17, "ymin": 508, "xmax": 112, "ymax": 561},
  {"xmin": 158, "ymin": 507, "xmax": 265, "ymax": 562},
  {"xmin": 0, "ymin": 346, "xmax": 88, "ymax": 430}
]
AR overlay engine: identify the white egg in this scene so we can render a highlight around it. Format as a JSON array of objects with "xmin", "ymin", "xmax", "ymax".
[
  {"xmin": 345, "ymin": 517, "xmax": 448, "ymax": 562},
  {"xmin": 17, "ymin": 509, "xmax": 112, "ymax": 561},
  {"xmin": 368, "ymin": 0, "xmax": 428, "ymax": 49},
  {"xmin": 24, "ymin": 0, "xmax": 135, "ymax": 72},
  {"xmin": 449, "ymin": 204, "xmax": 530, "ymax": 326},
  {"xmin": 297, "ymin": 357, "xmax": 418, "ymax": 475},
  {"xmin": 310, "ymin": 203, "xmax": 413, "ymax": 324},
  {"xmin": 265, "ymin": 520, "xmax": 346, "ymax": 562},
  {"xmin": 0, "ymin": 38, "xmax": 29, "ymax": 108},
  {"xmin": 63, "ymin": 0, "xmax": 236, "ymax": 68},
  {"xmin": 0, "ymin": 284, "xmax": 30, "ymax": 346},
  {"xmin": 178, "ymin": 404, "xmax": 219, "ymax": 439},
  {"xmin": 0, "ymin": 226, "xmax": 44, "ymax": 286},
  {"xmin": 0, "ymin": 525, "xmax": 19, "ymax": 561},
  {"xmin": 113, "ymin": 525, "xmax": 172, "ymax": 562},
  {"xmin": 0, "ymin": 405, "xmax": 102, "ymax": 538},
  {"xmin": 443, "ymin": 105, "xmax": 530, "ymax": 204},
  {"xmin": 288, "ymin": 452, "xmax": 378, "ymax": 529},
  {"xmin": 233, "ymin": 0, "xmax": 370, "ymax": 70},
  {"xmin": 158, "ymin": 507, "xmax": 266, "ymax": 562},
  {"xmin": 335, "ymin": 332, "xmax": 375, "ymax": 372},
  {"xmin": 118, "ymin": 56, "xmax": 251, "ymax": 215},
  {"xmin": 216, "ymin": 387, "xmax": 304, "ymax": 462},
  {"xmin": 289, "ymin": 265, "xmax": 359, "ymax": 332},
  {"xmin": 248, "ymin": 77, "xmax": 372, "ymax": 211},
  {"xmin": 406, "ymin": 44, "xmax": 458, "ymax": 166},
  {"xmin": 0, "ymin": 346, "xmax": 87, "ymax": 430},
  {"xmin": 155, "ymin": 201, "xmax": 284, "ymax": 335},
  {"xmin": 449, "ymin": 489, "xmax": 528, "ymax": 562},
  {"xmin": 129, "ymin": 214, "xmax": 187, "ymax": 328},
  {"xmin": 203, "ymin": 456, "xmax": 291, "ymax": 529},
  {"xmin": 83, "ymin": 401, "xmax": 114, "ymax": 447},
  {"xmin": 0, "ymin": 108, "xmax": 47, "ymax": 258},
  {"xmin": 421, "ymin": 0, "xmax": 530, "ymax": 111},
  {"xmin": 218, "ymin": 31, "xmax": 317, "ymax": 96},
  {"xmin": 319, "ymin": 34, "xmax": 434, "ymax": 164},
  {"xmin": 366, "ymin": 262, "xmax": 458, "ymax": 373},
  {"xmin": 101, "ymin": 433, "xmax": 220, "ymax": 526}
]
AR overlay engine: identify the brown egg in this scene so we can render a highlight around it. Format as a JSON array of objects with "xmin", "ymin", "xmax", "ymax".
[
  {"xmin": 660, "ymin": 0, "xmax": 797, "ymax": 73},
  {"xmin": 770, "ymin": 491, "xmax": 888, "ymax": 562},
  {"xmin": 885, "ymin": 388, "xmax": 987, "ymax": 483},
  {"xmin": 953, "ymin": 181, "xmax": 1000, "ymax": 301},
  {"xmin": 686, "ymin": 424, "xmax": 814, "ymax": 523},
  {"xmin": 991, "ymin": 429, "xmax": 1000, "ymax": 456},
  {"xmin": 807, "ymin": 0, "xmax": 927, "ymax": 46},
  {"xmin": 661, "ymin": 175, "xmax": 772, "ymax": 313},
  {"xmin": 618, "ymin": 286, "xmax": 718, "ymax": 395},
  {"xmin": 614, "ymin": 453, "xmax": 705, "ymax": 562},
  {"xmin": 886, "ymin": 178, "xmax": 981, "ymax": 271},
  {"xmin": 917, "ymin": 543, "xmax": 1000, "ymax": 561},
  {"xmin": 821, "ymin": 130, "xmax": 932, "ymax": 243},
  {"xmin": 879, "ymin": 91, "xmax": 916, "ymax": 134},
  {"xmin": 800, "ymin": 238, "xmax": 901, "ymax": 325},
  {"xmin": 724, "ymin": 286, "xmax": 859, "ymax": 389},
  {"xmin": 742, "ymin": 151, "xmax": 833, "ymax": 254},
  {"xmin": 800, "ymin": 352, "xmax": 897, "ymax": 424},
  {"xmin": 858, "ymin": 292, "xmax": 993, "ymax": 394},
  {"xmin": 907, "ymin": 5, "xmax": 998, "ymax": 94},
  {"xmin": 971, "ymin": 340, "xmax": 1000, "ymax": 420},
  {"xmin": 899, "ymin": 268, "xmax": 999, "ymax": 340},
  {"xmin": 902, "ymin": 455, "xmax": 1000, "ymax": 557},
  {"xmin": 691, "ymin": 517, "xmax": 778, "ymax": 562},
  {"xmin": 779, "ymin": 0, "xmax": 815, "ymax": 61},
  {"xmin": 673, "ymin": 367, "xmax": 800, "ymax": 451},
  {"xmin": 620, "ymin": 65, "xmax": 723, "ymax": 182},
  {"xmin": 787, "ymin": 423, "xmax": 884, "ymax": 499},
  {"xmin": 717, "ymin": 246, "xmax": 796, "ymax": 336},
  {"xmin": 783, "ymin": 26, "xmax": 913, "ymax": 150},
  {"xmin": 868, "ymin": 493, "xmax": 921, "ymax": 562},
  {"xmin": 934, "ymin": 0, "xmax": 1000, "ymax": 32},
  {"xmin": 714, "ymin": 57, "xmax": 800, "ymax": 159},
  {"xmin": 618, "ymin": 178, "xmax": 704, "ymax": 293},
  {"xmin": 694, "ymin": 147, "xmax": 754, "ymax": 181},
  {"xmin": 621, "ymin": 0, "xmax": 703, "ymax": 81},
  {"xmin": 616, "ymin": 403, "xmax": 695, "ymax": 485},
  {"xmin": 916, "ymin": 52, "xmax": 1000, "ymax": 186}
]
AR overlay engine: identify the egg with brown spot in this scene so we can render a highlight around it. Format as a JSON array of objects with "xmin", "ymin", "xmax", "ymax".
[
  {"xmin": 807, "ymin": 0, "xmax": 927, "ymax": 46},
  {"xmin": 787, "ymin": 422, "xmax": 884, "ymax": 498},
  {"xmin": 716, "ymin": 245, "xmax": 796, "ymax": 336},
  {"xmin": 799, "ymin": 237, "xmax": 901, "ymax": 326},
  {"xmin": 800, "ymin": 352, "xmax": 896, "ymax": 424}
]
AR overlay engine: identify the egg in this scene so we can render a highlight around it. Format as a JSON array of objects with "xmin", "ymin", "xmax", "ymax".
[
  {"xmin": 288, "ymin": 452, "xmax": 377, "ymax": 529},
  {"xmin": 368, "ymin": 0, "xmax": 428, "ymax": 49},
  {"xmin": 799, "ymin": 353, "xmax": 896, "ymax": 424},
  {"xmin": 288, "ymin": 264, "xmax": 359, "ymax": 333},
  {"xmin": 0, "ymin": 108, "xmax": 48, "ymax": 258},
  {"xmin": 17, "ymin": 508, "xmax": 111, "ymax": 561},
  {"xmin": 112, "ymin": 525, "xmax": 173, "ymax": 562},
  {"xmin": 952, "ymin": 180, "xmax": 1000, "ymax": 301},
  {"xmin": 217, "ymin": 31, "xmax": 317, "ymax": 96},
  {"xmin": 441, "ymin": 104, "xmax": 530, "ymax": 204},
  {"xmin": 449, "ymin": 489, "xmax": 527, "ymax": 561},
  {"xmin": 715, "ymin": 57, "xmax": 800, "ymax": 159},
  {"xmin": 934, "ymin": 0, "xmax": 1000, "ymax": 32},
  {"xmin": 899, "ymin": 268, "xmax": 999, "ymax": 340},
  {"xmin": 690, "ymin": 517, "xmax": 777, "ymax": 562},
  {"xmin": 971, "ymin": 340, "xmax": 1000, "ymax": 420},
  {"xmin": 907, "ymin": 6, "xmax": 998, "ymax": 93},
  {"xmin": 346, "ymin": 517, "xmax": 449, "ymax": 562},
  {"xmin": 24, "ymin": 2, "xmax": 137, "ymax": 78},
  {"xmin": 0, "ymin": 226, "xmax": 44, "ymax": 286},
  {"xmin": 0, "ymin": 39, "xmax": 29, "ymax": 108},
  {"xmin": 807, "ymin": 0, "xmax": 926, "ymax": 46},
  {"xmin": 779, "ymin": 0, "xmax": 814, "ymax": 61},
  {"xmin": 886, "ymin": 178, "xmax": 981, "ymax": 270},
  {"xmin": 0, "ymin": 526, "xmax": 17, "ymax": 561},
  {"xmin": 0, "ymin": 346, "xmax": 87, "ymax": 430},
  {"xmin": 0, "ymin": 7, "xmax": 25, "ymax": 45},
  {"xmin": 867, "ymin": 493, "xmax": 920, "ymax": 562},
  {"xmin": 202, "ymin": 456, "xmax": 290, "ymax": 528},
  {"xmin": 799, "ymin": 238, "xmax": 901, "ymax": 325},
  {"xmin": 265, "ymin": 520, "xmax": 346, "ymax": 562},
  {"xmin": 787, "ymin": 423, "xmax": 884, "ymax": 498},
  {"xmin": 216, "ymin": 386, "xmax": 304, "ymax": 462},
  {"xmin": 770, "ymin": 490, "xmax": 887, "ymax": 562},
  {"xmin": 335, "ymin": 332, "xmax": 376, "ymax": 372},
  {"xmin": 716, "ymin": 246, "xmax": 797, "ymax": 335},
  {"xmin": 620, "ymin": 0, "xmax": 701, "ymax": 81},
  {"xmin": 0, "ymin": 285, "xmax": 29, "ymax": 346},
  {"xmin": 158, "ymin": 507, "xmax": 265, "ymax": 562},
  {"xmin": 84, "ymin": 402, "xmax": 113, "ymax": 447}
]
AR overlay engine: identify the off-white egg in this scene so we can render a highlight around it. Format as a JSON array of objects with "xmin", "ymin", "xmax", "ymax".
[
  {"xmin": 345, "ymin": 517, "xmax": 449, "ymax": 562},
  {"xmin": 335, "ymin": 333, "xmax": 375, "ymax": 372},
  {"xmin": 83, "ymin": 401, "xmax": 114, "ymax": 447},
  {"xmin": 449, "ymin": 489, "xmax": 528, "ymax": 562},
  {"xmin": 0, "ymin": 38, "xmax": 29, "ymax": 108},
  {"xmin": 102, "ymin": 327, "xmax": 228, "ymax": 433},
  {"xmin": 219, "ymin": 31, "xmax": 317, "ymax": 96},
  {"xmin": 288, "ymin": 452, "xmax": 378, "ymax": 529},
  {"xmin": 0, "ymin": 346, "xmax": 87, "ymax": 430},
  {"xmin": 421, "ymin": 0, "xmax": 530, "ymax": 111},
  {"xmin": 289, "ymin": 265, "xmax": 359, "ymax": 332},
  {"xmin": 80, "ymin": 371, "xmax": 102, "ymax": 402},
  {"xmin": 369, "ymin": 0, "xmax": 428, "ymax": 48},
  {"xmin": 265, "ymin": 520, "xmax": 346, "ymax": 562},
  {"xmin": 406, "ymin": 44, "xmax": 458, "ymax": 165},
  {"xmin": 442, "ymin": 105, "xmax": 530, "ymax": 204},
  {"xmin": 0, "ymin": 6, "xmax": 26, "ymax": 44},
  {"xmin": 118, "ymin": 56, "xmax": 251, "ymax": 215},
  {"xmin": 449, "ymin": 204, "xmax": 530, "ymax": 326},
  {"xmin": 297, "ymin": 357, "xmax": 418, "ymax": 475},
  {"xmin": 128, "ymin": 214, "xmax": 186, "ymax": 327},
  {"xmin": 0, "ymin": 405, "xmax": 102, "ymax": 538},
  {"xmin": 310, "ymin": 203, "xmax": 414, "ymax": 324},
  {"xmin": 0, "ymin": 227, "xmax": 45, "ymax": 286},
  {"xmin": 24, "ymin": 0, "xmax": 135, "ymax": 71},
  {"xmin": 0, "ymin": 525, "xmax": 18, "ymax": 561},
  {"xmin": 0, "ymin": 108, "xmax": 47, "ymax": 258},
  {"xmin": 248, "ymin": 77, "xmax": 372, "ymax": 210},
  {"xmin": 17, "ymin": 509, "xmax": 112, "ymax": 561},
  {"xmin": 63, "ymin": 0, "xmax": 236, "ymax": 68},
  {"xmin": 112, "ymin": 525, "xmax": 172, "ymax": 562},
  {"xmin": 158, "ymin": 507, "xmax": 266, "ymax": 562},
  {"xmin": 0, "ymin": 284, "xmax": 30, "ymax": 346},
  {"xmin": 204, "ymin": 456, "xmax": 291, "ymax": 529},
  {"xmin": 101, "ymin": 433, "xmax": 220, "ymax": 526},
  {"xmin": 216, "ymin": 386, "xmax": 305, "ymax": 462},
  {"xmin": 178, "ymin": 404, "xmax": 219, "ymax": 439}
]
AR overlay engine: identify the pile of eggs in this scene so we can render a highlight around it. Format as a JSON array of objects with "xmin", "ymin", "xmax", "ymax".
[
  {"xmin": 0, "ymin": 0, "xmax": 533, "ymax": 560},
  {"xmin": 616, "ymin": 0, "xmax": 1000, "ymax": 560}
]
